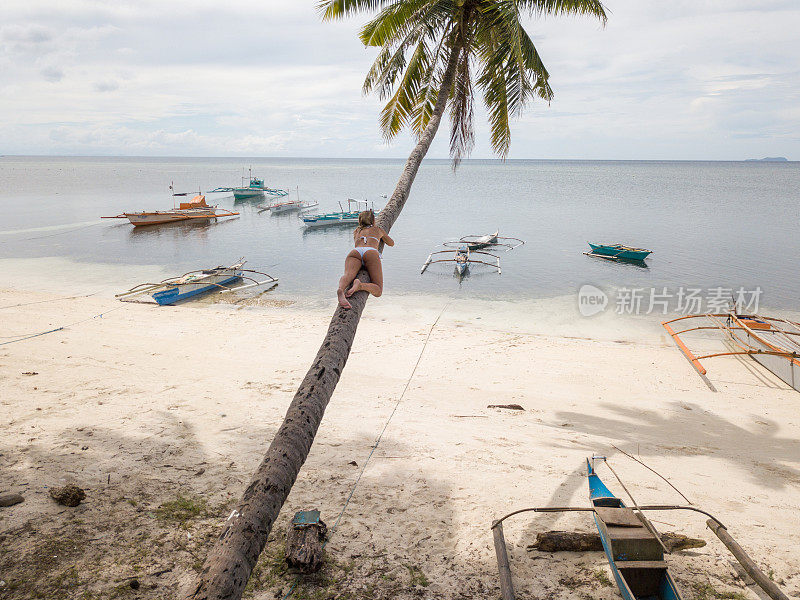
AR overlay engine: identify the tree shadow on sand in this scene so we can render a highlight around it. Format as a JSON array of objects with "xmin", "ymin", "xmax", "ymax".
[
  {"xmin": 550, "ymin": 401, "xmax": 800, "ymax": 490},
  {"xmin": 0, "ymin": 411, "xmax": 508, "ymax": 600}
]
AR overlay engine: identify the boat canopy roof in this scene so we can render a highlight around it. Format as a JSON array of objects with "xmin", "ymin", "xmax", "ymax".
[{"xmin": 179, "ymin": 195, "xmax": 208, "ymax": 209}]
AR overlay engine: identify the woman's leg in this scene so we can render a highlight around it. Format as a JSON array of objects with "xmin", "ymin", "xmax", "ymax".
[
  {"xmin": 345, "ymin": 250, "xmax": 383, "ymax": 298},
  {"xmin": 337, "ymin": 251, "xmax": 363, "ymax": 309}
]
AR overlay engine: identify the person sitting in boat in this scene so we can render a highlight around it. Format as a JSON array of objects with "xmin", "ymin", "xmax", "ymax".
[{"xmin": 337, "ymin": 209, "xmax": 394, "ymax": 309}]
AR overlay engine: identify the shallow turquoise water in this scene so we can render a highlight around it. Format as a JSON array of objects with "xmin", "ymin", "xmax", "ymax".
[{"xmin": 0, "ymin": 156, "xmax": 798, "ymax": 309}]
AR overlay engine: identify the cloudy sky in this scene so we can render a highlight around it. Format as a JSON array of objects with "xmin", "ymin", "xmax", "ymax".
[{"xmin": 1, "ymin": 1, "xmax": 799, "ymax": 159}]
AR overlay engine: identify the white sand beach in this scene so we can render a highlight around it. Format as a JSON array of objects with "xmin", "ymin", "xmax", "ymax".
[{"xmin": 1, "ymin": 286, "xmax": 799, "ymax": 599}]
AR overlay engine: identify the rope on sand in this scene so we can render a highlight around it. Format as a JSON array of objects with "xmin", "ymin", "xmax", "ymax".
[
  {"xmin": 0, "ymin": 306, "xmax": 123, "ymax": 346},
  {"xmin": 282, "ymin": 299, "xmax": 451, "ymax": 599},
  {"xmin": 0, "ymin": 291, "xmax": 100, "ymax": 311}
]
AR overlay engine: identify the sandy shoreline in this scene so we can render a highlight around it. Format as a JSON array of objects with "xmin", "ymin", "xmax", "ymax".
[{"xmin": 1, "ymin": 286, "xmax": 799, "ymax": 599}]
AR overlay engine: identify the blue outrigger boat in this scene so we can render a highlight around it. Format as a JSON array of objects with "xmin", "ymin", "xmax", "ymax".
[
  {"xmin": 116, "ymin": 261, "xmax": 278, "ymax": 305},
  {"xmin": 492, "ymin": 458, "xmax": 786, "ymax": 600},
  {"xmin": 588, "ymin": 457, "xmax": 683, "ymax": 600},
  {"xmin": 588, "ymin": 243, "xmax": 652, "ymax": 262}
]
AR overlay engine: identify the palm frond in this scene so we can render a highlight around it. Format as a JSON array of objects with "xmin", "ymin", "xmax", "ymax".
[
  {"xmin": 318, "ymin": 0, "xmax": 392, "ymax": 21},
  {"xmin": 378, "ymin": 39, "xmax": 432, "ymax": 140},
  {"xmin": 477, "ymin": 53, "xmax": 512, "ymax": 158},
  {"xmin": 360, "ymin": 0, "xmax": 432, "ymax": 47},
  {"xmin": 410, "ymin": 32, "xmax": 449, "ymax": 136},
  {"xmin": 516, "ymin": 0, "xmax": 608, "ymax": 24},
  {"xmin": 448, "ymin": 45, "xmax": 474, "ymax": 165},
  {"xmin": 328, "ymin": 0, "xmax": 606, "ymax": 162}
]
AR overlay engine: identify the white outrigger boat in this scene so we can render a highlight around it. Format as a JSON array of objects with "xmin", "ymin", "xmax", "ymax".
[
  {"xmin": 421, "ymin": 245, "xmax": 502, "ymax": 279},
  {"xmin": 102, "ymin": 194, "xmax": 238, "ymax": 227},
  {"xmin": 442, "ymin": 231, "xmax": 525, "ymax": 251},
  {"xmin": 115, "ymin": 260, "xmax": 278, "ymax": 306},
  {"xmin": 421, "ymin": 231, "xmax": 524, "ymax": 279},
  {"xmin": 259, "ymin": 188, "xmax": 319, "ymax": 214},
  {"xmin": 663, "ymin": 308, "xmax": 800, "ymax": 392}
]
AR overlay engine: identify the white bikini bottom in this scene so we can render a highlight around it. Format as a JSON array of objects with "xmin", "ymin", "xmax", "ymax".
[{"xmin": 354, "ymin": 246, "xmax": 381, "ymax": 260}]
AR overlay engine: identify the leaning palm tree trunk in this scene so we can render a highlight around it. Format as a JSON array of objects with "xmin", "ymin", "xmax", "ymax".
[{"xmin": 186, "ymin": 46, "xmax": 461, "ymax": 600}]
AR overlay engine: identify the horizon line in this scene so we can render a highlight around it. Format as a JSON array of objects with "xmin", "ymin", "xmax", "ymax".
[{"xmin": 0, "ymin": 154, "xmax": 794, "ymax": 163}]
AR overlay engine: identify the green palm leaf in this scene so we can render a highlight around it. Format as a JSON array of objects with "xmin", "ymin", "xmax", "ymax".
[{"xmin": 321, "ymin": 0, "xmax": 607, "ymax": 159}]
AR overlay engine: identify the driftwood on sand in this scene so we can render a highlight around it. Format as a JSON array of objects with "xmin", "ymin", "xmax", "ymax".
[{"xmin": 527, "ymin": 530, "xmax": 706, "ymax": 553}]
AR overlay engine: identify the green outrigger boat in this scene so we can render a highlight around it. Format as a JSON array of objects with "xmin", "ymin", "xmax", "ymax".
[{"xmin": 587, "ymin": 243, "xmax": 652, "ymax": 261}]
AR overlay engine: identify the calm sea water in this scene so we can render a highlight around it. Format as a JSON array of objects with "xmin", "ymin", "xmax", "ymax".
[{"xmin": 0, "ymin": 156, "xmax": 798, "ymax": 309}]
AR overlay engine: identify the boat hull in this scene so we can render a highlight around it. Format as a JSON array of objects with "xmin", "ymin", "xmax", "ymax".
[
  {"xmin": 302, "ymin": 214, "xmax": 359, "ymax": 228},
  {"xmin": 125, "ymin": 210, "xmax": 217, "ymax": 226},
  {"xmin": 588, "ymin": 459, "xmax": 683, "ymax": 600},
  {"xmin": 589, "ymin": 243, "xmax": 652, "ymax": 261},
  {"xmin": 152, "ymin": 272, "xmax": 241, "ymax": 305},
  {"xmin": 270, "ymin": 202, "xmax": 302, "ymax": 213},
  {"xmin": 233, "ymin": 189, "xmax": 265, "ymax": 200},
  {"xmin": 467, "ymin": 231, "xmax": 499, "ymax": 250},
  {"xmin": 728, "ymin": 315, "xmax": 800, "ymax": 392}
]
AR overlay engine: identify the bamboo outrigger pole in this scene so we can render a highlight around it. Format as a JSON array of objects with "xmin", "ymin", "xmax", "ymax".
[
  {"xmin": 706, "ymin": 519, "xmax": 789, "ymax": 600},
  {"xmin": 491, "ymin": 521, "xmax": 516, "ymax": 600}
]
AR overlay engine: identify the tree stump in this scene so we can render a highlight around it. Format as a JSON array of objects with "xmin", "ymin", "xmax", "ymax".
[{"xmin": 286, "ymin": 510, "xmax": 327, "ymax": 573}]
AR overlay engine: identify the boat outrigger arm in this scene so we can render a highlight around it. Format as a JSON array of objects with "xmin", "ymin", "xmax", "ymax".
[
  {"xmin": 662, "ymin": 313, "xmax": 800, "ymax": 379},
  {"xmin": 420, "ymin": 248, "xmax": 501, "ymax": 274}
]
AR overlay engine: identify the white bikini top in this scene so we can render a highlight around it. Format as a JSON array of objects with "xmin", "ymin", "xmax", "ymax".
[{"xmin": 355, "ymin": 228, "xmax": 381, "ymax": 246}]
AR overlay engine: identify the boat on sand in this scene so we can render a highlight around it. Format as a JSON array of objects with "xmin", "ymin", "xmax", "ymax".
[
  {"xmin": 115, "ymin": 261, "xmax": 278, "ymax": 305},
  {"xmin": 588, "ymin": 457, "xmax": 683, "ymax": 600},
  {"xmin": 663, "ymin": 310, "xmax": 800, "ymax": 392}
]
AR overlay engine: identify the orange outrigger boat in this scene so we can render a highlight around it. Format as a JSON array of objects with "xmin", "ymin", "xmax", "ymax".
[
  {"xmin": 663, "ymin": 311, "xmax": 800, "ymax": 392},
  {"xmin": 102, "ymin": 194, "xmax": 238, "ymax": 226}
]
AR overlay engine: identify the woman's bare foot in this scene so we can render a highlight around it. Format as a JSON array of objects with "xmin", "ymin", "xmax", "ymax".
[
  {"xmin": 337, "ymin": 288, "xmax": 351, "ymax": 309},
  {"xmin": 345, "ymin": 279, "xmax": 362, "ymax": 298}
]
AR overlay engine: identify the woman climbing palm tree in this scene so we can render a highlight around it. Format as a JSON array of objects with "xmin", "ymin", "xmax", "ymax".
[{"xmin": 189, "ymin": 2, "xmax": 607, "ymax": 598}]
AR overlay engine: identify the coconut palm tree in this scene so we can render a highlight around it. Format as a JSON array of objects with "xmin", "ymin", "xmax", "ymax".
[{"xmin": 187, "ymin": 2, "xmax": 606, "ymax": 598}]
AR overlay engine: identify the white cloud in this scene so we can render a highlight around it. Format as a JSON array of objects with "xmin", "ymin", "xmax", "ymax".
[{"xmin": 1, "ymin": 1, "xmax": 799, "ymax": 159}]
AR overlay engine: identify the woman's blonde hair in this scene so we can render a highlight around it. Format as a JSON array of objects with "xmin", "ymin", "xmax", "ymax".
[{"xmin": 358, "ymin": 209, "xmax": 375, "ymax": 228}]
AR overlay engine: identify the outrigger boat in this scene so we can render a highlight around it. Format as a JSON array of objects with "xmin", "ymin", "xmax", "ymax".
[
  {"xmin": 208, "ymin": 168, "xmax": 288, "ymax": 201},
  {"xmin": 443, "ymin": 231, "xmax": 525, "ymax": 252},
  {"xmin": 663, "ymin": 309, "xmax": 800, "ymax": 392},
  {"xmin": 587, "ymin": 457, "xmax": 683, "ymax": 600},
  {"xmin": 102, "ymin": 194, "xmax": 238, "ymax": 227},
  {"xmin": 586, "ymin": 243, "xmax": 652, "ymax": 262},
  {"xmin": 259, "ymin": 188, "xmax": 319, "ymax": 214},
  {"xmin": 492, "ymin": 456, "xmax": 789, "ymax": 600},
  {"xmin": 115, "ymin": 260, "xmax": 278, "ymax": 306},
  {"xmin": 420, "ymin": 245, "xmax": 501, "ymax": 278},
  {"xmin": 301, "ymin": 198, "xmax": 373, "ymax": 229}
]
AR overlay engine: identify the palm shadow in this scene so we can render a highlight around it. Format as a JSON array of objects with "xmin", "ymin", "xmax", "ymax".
[{"xmin": 551, "ymin": 402, "xmax": 800, "ymax": 490}]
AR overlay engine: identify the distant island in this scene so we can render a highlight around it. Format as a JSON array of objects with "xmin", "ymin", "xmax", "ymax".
[{"xmin": 745, "ymin": 157, "xmax": 789, "ymax": 162}]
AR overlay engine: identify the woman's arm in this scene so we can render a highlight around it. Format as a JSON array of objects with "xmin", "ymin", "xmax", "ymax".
[{"xmin": 381, "ymin": 228, "xmax": 395, "ymax": 247}]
